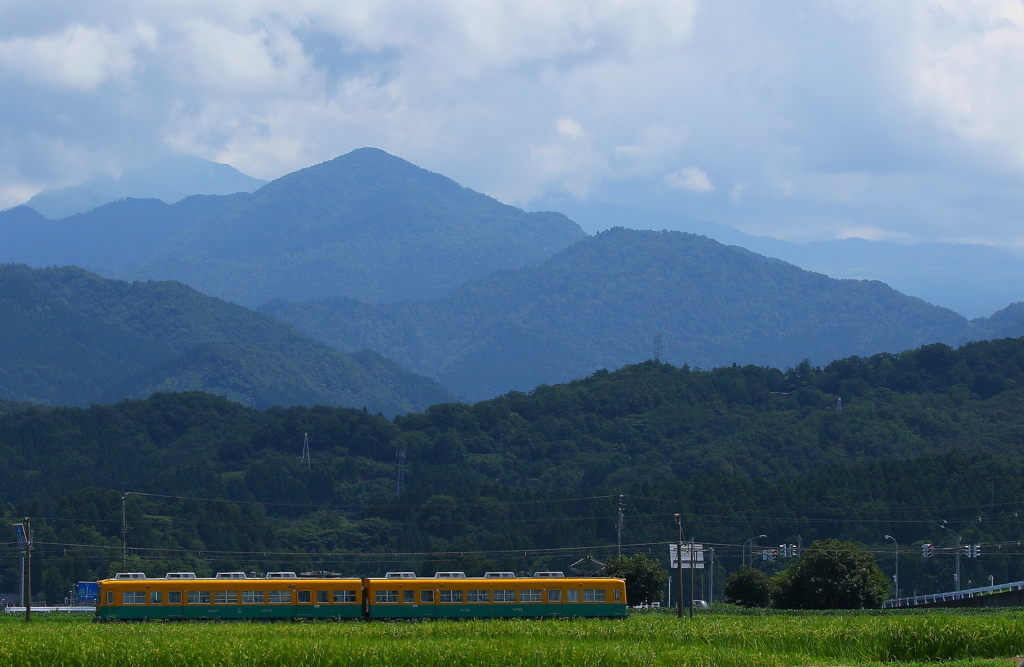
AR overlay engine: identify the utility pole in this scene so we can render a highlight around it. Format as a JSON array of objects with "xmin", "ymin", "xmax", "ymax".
[
  {"xmin": 955, "ymin": 534, "xmax": 962, "ymax": 592},
  {"xmin": 674, "ymin": 513, "xmax": 683, "ymax": 619},
  {"xmin": 689, "ymin": 536, "xmax": 696, "ymax": 619},
  {"xmin": 616, "ymin": 495, "xmax": 624, "ymax": 558},
  {"xmin": 708, "ymin": 548, "xmax": 714, "ymax": 605},
  {"xmin": 121, "ymin": 494, "xmax": 127, "ymax": 572},
  {"xmin": 24, "ymin": 518, "xmax": 31, "ymax": 622}
]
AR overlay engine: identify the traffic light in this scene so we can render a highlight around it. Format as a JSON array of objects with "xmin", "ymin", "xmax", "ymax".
[
  {"xmin": 922, "ymin": 543, "xmax": 934, "ymax": 557},
  {"xmin": 762, "ymin": 549, "xmax": 777, "ymax": 562},
  {"xmin": 780, "ymin": 544, "xmax": 789, "ymax": 558},
  {"xmin": 970, "ymin": 544, "xmax": 981, "ymax": 558}
]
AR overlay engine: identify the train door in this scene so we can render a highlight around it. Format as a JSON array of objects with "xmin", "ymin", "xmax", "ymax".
[
  {"xmin": 418, "ymin": 587, "xmax": 436, "ymax": 618},
  {"xmin": 546, "ymin": 587, "xmax": 563, "ymax": 617},
  {"xmin": 166, "ymin": 590, "xmax": 184, "ymax": 619}
]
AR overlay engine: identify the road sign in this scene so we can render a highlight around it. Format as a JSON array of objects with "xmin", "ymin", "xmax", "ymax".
[
  {"xmin": 670, "ymin": 544, "xmax": 705, "ymax": 568},
  {"xmin": 77, "ymin": 582, "xmax": 98, "ymax": 601}
]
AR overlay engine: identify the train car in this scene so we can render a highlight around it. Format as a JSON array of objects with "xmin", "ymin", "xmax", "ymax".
[
  {"xmin": 364, "ymin": 571, "xmax": 627, "ymax": 619},
  {"xmin": 96, "ymin": 571, "xmax": 363, "ymax": 621}
]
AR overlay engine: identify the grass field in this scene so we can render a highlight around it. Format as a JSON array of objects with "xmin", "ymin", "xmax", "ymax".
[{"xmin": 0, "ymin": 610, "xmax": 1022, "ymax": 667}]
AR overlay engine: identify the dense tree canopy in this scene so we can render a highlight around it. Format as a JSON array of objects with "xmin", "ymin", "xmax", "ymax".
[
  {"xmin": 4, "ymin": 335, "xmax": 1024, "ymax": 602},
  {"xmin": 724, "ymin": 569, "xmax": 774, "ymax": 608},
  {"xmin": 774, "ymin": 540, "xmax": 890, "ymax": 609},
  {"xmin": 604, "ymin": 553, "xmax": 667, "ymax": 605}
]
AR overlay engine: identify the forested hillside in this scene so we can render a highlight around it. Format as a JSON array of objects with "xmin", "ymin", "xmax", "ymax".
[
  {"xmin": 0, "ymin": 148, "xmax": 586, "ymax": 307},
  {"xmin": 0, "ymin": 264, "xmax": 456, "ymax": 413},
  {"xmin": 4, "ymin": 336, "xmax": 1024, "ymax": 602},
  {"xmin": 264, "ymin": 227, "xmax": 1021, "ymax": 400}
]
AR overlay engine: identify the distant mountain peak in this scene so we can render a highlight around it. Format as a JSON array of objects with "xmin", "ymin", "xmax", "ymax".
[{"xmin": 25, "ymin": 153, "xmax": 267, "ymax": 219}]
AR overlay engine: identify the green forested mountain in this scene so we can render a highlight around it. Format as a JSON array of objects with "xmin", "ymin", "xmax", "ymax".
[
  {"xmin": 0, "ymin": 264, "xmax": 456, "ymax": 413},
  {"xmin": 4, "ymin": 336, "xmax": 1024, "ymax": 601},
  {"xmin": 263, "ymin": 227, "xmax": 1017, "ymax": 401},
  {"xmin": 0, "ymin": 196, "xmax": 244, "ymax": 271},
  {"xmin": 0, "ymin": 148, "xmax": 586, "ymax": 307}
]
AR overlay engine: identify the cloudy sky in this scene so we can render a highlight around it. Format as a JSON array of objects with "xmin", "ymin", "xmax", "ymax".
[{"xmin": 2, "ymin": 0, "xmax": 1024, "ymax": 248}]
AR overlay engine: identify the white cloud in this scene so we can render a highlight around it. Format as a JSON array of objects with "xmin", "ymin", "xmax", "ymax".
[
  {"xmin": 4, "ymin": 0, "xmax": 1024, "ymax": 250},
  {"xmin": 665, "ymin": 167, "xmax": 713, "ymax": 192},
  {"xmin": 0, "ymin": 23, "xmax": 155, "ymax": 90}
]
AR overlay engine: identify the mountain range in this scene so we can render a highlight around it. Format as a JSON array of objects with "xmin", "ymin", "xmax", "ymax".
[
  {"xmin": 0, "ymin": 264, "xmax": 456, "ymax": 414},
  {"xmin": 262, "ymin": 227, "xmax": 1024, "ymax": 401},
  {"xmin": 549, "ymin": 200, "xmax": 1024, "ymax": 319},
  {"xmin": 7, "ymin": 148, "xmax": 1024, "ymax": 408},
  {"xmin": 25, "ymin": 153, "xmax": 267, "ymax": 219},
  {"xmin": 2, "ymin": 148, "xmax": 586, "ymax": 307}
]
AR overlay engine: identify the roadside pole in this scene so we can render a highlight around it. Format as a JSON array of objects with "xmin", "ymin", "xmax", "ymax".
[
  {"xmin": 24, "ymin": 518, "xmax": 31, "ymax": 623},
  {"xmin": 674, "ymin": 514, "xmax": 683, "ymax": 619}
]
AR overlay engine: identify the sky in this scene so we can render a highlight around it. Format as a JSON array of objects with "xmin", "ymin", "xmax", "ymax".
[{"xmin": 2, "ymin": 0, "xmax": 1024, "ymax": 249}]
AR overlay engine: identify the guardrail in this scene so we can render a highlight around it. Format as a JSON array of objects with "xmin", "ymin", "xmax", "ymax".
[
  {"xmin": 3, "ymin": 606, "xmax": 96, "ymax": 613},
  {"xmin": 883, "ymin": 580, "xmax": 1024, "ymax": 608}
]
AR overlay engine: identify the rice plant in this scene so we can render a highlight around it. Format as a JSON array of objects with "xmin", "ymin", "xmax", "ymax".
[{"xmin": 0, "ymin": 611, "xmax": 1020, "ymax": 667}]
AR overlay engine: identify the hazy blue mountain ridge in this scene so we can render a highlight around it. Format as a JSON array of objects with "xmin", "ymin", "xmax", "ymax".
[
  {"xmin": 262, "ymin": 227, "xmax": 1006, "ymax": 401},
  {"xmin": 25, "ymin": 153, "xmax": 267, "ymax": 219},
  {"xmin": 0, "ymin": 195, "xmax": 246, "ymax": 271},
  {"xmin": 122, "ymin": 147, "xmax": 586, "ymax": 306},
  {"xmin": 548, "ymin": 199, "xmax": 1024, "ymax": 319},
  {"xmin": 0, "ymin": 264, "xmax": 457, "ymax": 414},
  {"xmin": 1, "ymin": 148, "xmax": 587, "ymax": 308}
]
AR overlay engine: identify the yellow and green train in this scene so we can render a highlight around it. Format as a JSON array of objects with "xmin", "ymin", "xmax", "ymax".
[{"xmin": 95, "ymin": 570, "xmax": 628, "ymax": 621}]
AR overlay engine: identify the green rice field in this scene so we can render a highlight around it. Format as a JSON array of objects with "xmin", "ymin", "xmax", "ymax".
[{"xmin": 0, "ymin": 610, "xmax": 1022, "ymax": 667}]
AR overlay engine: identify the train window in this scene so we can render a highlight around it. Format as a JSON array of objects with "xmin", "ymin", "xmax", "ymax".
[
  {"xmin": 466, "ymin": 590, "xmax": 489, "ymax": 603},
  {"xmin": 494, "ymin": 590, "xmax": 515, "ymax": 603},
  {"xmin": 376, "ymin": 590, "xmax": 399, "ymax": 603},
  {"xmin": 268, "ymin": 591, "xmax": 291, "ymax": 604},
  {"xmin": 520, "ymin": 590, "xmax": 542, "ymax": 603},
  {"xmin": 566, "ymin": 589, "xmax": 579, "ymax": 603},
  {"xmin": 547, "ymin": 589, "xmax": 562, "ymax": 602},
  {"xmin": 583, "ymin": 589, "xmax": 606, "ymax": 602},
  {"xmin": 242, "ymin": 591, "xmax": 265, "ymax": 604},
  {"xmin": 403, "ymin": 590, "xmax": 415, "ymax": 603},
  {"xmin": 420, "ymin": 590, "xmax": 434, "ymax": 603},
  {"xmin": 215, "ymin": 591, "xmax": 239, "ymax": 604},
  {"xmin": 150, "ymin": 591, "xmax": 162, "ymax": 604},
  {"xmin": 297, "ymin": 591, "xmax": 312, "ymax": 603},
  {"xmin": 168, "ymin": 592, "xmax": 182, "ymax": 604},
  {"xmin": 122, "ymin": 592, "xmax": 145, "ymax": 605},
  {"xmin": 614, "ymin": 589, "xmax": 621, "ymax": 602},
  {"xmin": 106, "ymin": 591, "xmax": 114, "ymax": 605},
  {"xmin": 317, "ymin": 591, "xmax": 329, "ymax": 603},
  {"xmin": 334, "ymin": 590, "xmax": 357, "ymax": 603},
  {"xmin": 187, "ymin": 591, "xmax": 211, "ymax": 604},
  {"xmin": 439, "ymin": 590, "xmax": 464, "ymax": 603}
]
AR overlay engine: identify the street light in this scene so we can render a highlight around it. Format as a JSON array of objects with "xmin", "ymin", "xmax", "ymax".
[
  {"xmin": 884, "ymin": 535, "xmax": 899, "ymax": 600},
  {"xmin": 743, "ymin": 534, "xmax": 766, "ymax": 569}
]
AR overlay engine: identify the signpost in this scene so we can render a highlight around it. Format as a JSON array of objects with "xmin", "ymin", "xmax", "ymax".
[{"xmin": 669, "ymin": 541, "xmax": 705, "ymax": 618}]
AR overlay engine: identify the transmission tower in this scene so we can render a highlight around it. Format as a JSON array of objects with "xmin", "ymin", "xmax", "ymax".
[
  {"xmin": 396, "ymin": 450, "xmax": 406, "ymax": 497},
  {"xmin": 301, "ymin": 432, "xmax": 311, "ymax": 470},
  {"xmin": 653, "ymin": 333, "xmax": 663, "ymax": 362}
]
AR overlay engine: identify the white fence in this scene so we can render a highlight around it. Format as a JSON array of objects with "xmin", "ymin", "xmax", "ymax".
[{"xmin": 882, "ymin": 580, "xmax": 1024, "ymax": 608}]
